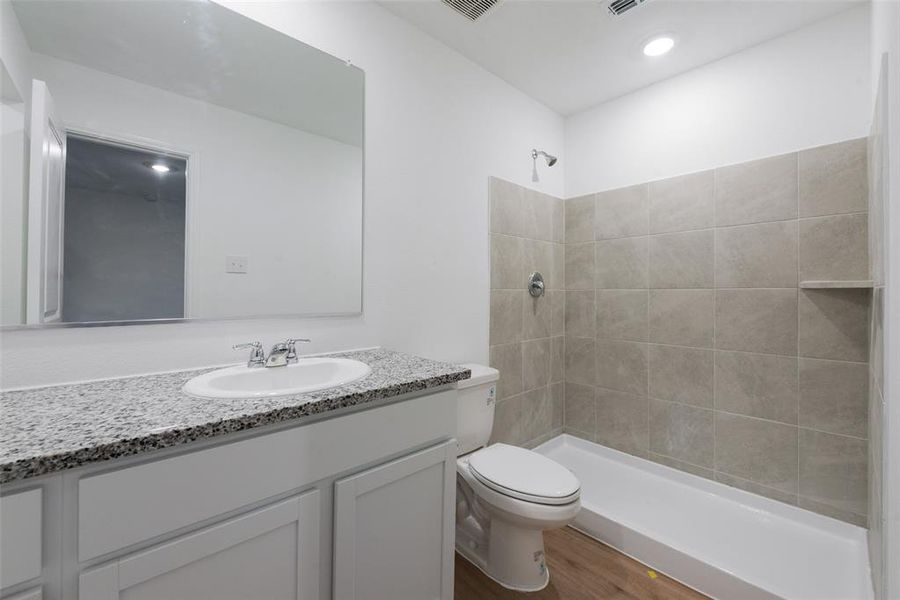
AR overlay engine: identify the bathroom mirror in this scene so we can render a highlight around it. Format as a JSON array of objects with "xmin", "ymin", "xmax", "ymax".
[{"xmin": 0, "ymin": 0, "xmax": 364, "ymax": 327}]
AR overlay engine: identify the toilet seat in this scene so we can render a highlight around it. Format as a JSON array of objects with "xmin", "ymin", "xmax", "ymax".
[{"xmin": 467, "ymin": 444, "xmax": 580, "ymax": 506}]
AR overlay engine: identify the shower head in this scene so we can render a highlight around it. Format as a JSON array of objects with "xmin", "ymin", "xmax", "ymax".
[{"xmin": 532, "ymin": 149, "xmax": 558, "ymax": 166}]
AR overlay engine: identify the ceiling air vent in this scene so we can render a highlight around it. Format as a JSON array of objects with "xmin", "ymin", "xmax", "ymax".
[
  {"xmin": 607, "ymin": 0, "xmax": 649, "ymax": 16},
  {"xmin": 442, "ymin": 0, "xmax": 502, "ymax": 21}
]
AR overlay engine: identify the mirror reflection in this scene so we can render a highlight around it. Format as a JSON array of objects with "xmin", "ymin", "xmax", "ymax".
[{"xmin": 1, "ymin": 0, "xmax": 364, "ymax": 326}]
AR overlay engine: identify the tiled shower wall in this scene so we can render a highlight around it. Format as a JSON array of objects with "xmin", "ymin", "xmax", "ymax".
[
  {"xmin": 488, "ymin": 177, "xmax": 565, "ymax": 448},
  {"xmin": 563, "ymin": 139, "xmax": 871, "ymax": 526},
  {"xmin": 867, "ymin": 58, "xmax": 888, "ymax": 598}
]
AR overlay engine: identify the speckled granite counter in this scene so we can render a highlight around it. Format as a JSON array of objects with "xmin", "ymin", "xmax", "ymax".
[{"xmin": 0, "ymin": 348, "xmax": 470, "ymax": 484}]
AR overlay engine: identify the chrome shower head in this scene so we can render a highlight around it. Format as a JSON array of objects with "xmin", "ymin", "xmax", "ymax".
[{"xmin": 531, "ymin": 149, "xmax": 558, "ymax": 166}]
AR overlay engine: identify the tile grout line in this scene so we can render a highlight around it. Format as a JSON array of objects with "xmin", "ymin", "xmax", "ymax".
[
  {"xmin": 713, "ymin": 167, "xmax": 718, "ymax": 474},
  {"xmin": 796, "ymin": 151, "xmax": 802, "ymax": 495}
]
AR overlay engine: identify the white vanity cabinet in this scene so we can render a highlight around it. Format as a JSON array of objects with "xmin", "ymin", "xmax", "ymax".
[
  {"xmin": 333, "ymin": 441, "xmax": 457, "ymax": 600},
  {"xmin": 0, "ymin": 389, "xmax": 457, "ymax": 600},
  {"xmin": 79, "ymin": 492, "xmax": 320, "ymax": 600}
]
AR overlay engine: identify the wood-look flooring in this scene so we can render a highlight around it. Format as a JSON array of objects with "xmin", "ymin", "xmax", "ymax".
[{"xmin": 454, "ymin": 526, "xmax": 709, "ymax": 600}]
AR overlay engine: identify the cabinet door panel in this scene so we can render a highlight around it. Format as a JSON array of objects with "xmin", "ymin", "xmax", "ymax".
[
  {"xmin": 79, "ymin": 491, "xmax": 319, "ymax": 600},
  {"xmin": 0, "ymin": 489, "xmax": 42, "ymax": 589},
  {"xmin": 333, "ymin": 440, "xmax": 456, "ymax": 600}
]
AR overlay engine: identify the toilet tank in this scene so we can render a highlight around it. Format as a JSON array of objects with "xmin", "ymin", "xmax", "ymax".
[{"xmin": 454, "ymin": 364, "xmax": 499, "ymax": 455}]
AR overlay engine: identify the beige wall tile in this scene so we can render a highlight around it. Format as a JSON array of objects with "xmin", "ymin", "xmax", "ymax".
[
  {"xmin": 491, "ymin": 234, "xmax": 523, "ymax": 290},
  {"xmin": 872, "ymin": 287, "xmax": 884, "ymax": 390},
  {"xmin": 798, "ymin": 497, "xmax": 867, "ymax": 527},
  {"xmin": 715, "ymin": 289, "xmax": 798, "ymax": 355},
  {"xmin": 596, "ymin": 290, "xmax": 648, "ymax": 341},
  {"xmin": 799, "ymin": 289, "xmax": 869, "ymax": 362},
  {"xmin": 715, "ymin": 153, "xmax": 798, "ymax": 226},
  {"xmin": 595, "ymin": 184, "xmax": 649, "ymax": 240},
  {"xmin": 714, "ymin": 472, "xmax": 798, "ymax": 506},
  {"xmin": 799, "ymin": 358, "xmax": 868, "ymax": 438},
  {"xmin": 799, "ymin": 429, "xmax": 867, "ymax": 517},
  {"xmin": 715, "ymin": 412, "xmax": 799, "ymax": 493},
  {"xmin": 649, "ymin": 399, "xmax": 714, "ymax": 468},
  {"xmin": 648, "ymin": 453, "xmax": 715, "ymax": 480},
  {"xmin": 565, "ymin": 242, "xmax": 595, "ymax": 290},
  {"xmin": 648, "ymin": 345, "xmax": 713, "ymax": 408},
  {"xmin": 799, "ymin": 138, "xmax": 868, "ymax": 217},
  {"xmin": 548, "ymin": 290, "xmax": 565, "ymax": 337},
  {"xmin": 552, "ymin": 197, "xmax": 565, "ymax": 244},
  {"xmin": 565, "ymin": 290, "xmax": 596, "ymax": 338},
  {"xmin": 490, "ymin": 290, "xmax": 523, "ymax": 345},
  {"xmin": 520, "ymin": 386, "xmax": 553, "ymax": 443},
  {"xmin": 649, "ymin": 170, "xmax": 715, "ymax": 234},
  {"xmin": 489, "ymin": 342, "xmax": 522, "ymax": 400},
  {"xmin": 716, "ymin": 221, "xmax": 798, "ymax": 288},
  {"xmin": 799, "ymin": 214, "xmax": 869, "ymax": 282},
  {"xmin": 523, "ymin": 294, "xmax": 551, "ymax": 341},
  {"xmin": 522, "ymin": 188, "xmax": 555, "ymax": 241},
  {"xmin": 565, "ymin": 336, "xmax": 595, "ymax": 386},
  {"xmin": 595, "ymin": 237, "xmax": 648, "ymax": 289},
  {"xmin": 649, "ymin": 289, "xmax": 715, "ymax": 348},
  {"xmin": 523, "ymin": 338, "xmax": 551, "ymax": 392},
  {"xmin": 550, "ymin": 382, "xmax": 565, "ymax": 430},
  {"xmin": 551, "ymin": 336, "xmax": 565, "ymax": 383},
  {"xmin": 596, "ymin": 340, "xmax": 648, "ymax": 395},
  {"xmin": 649, "ymin": 230, "xmax": 714, "ymax": 288},
  {"xmin": 564, "ymin": 382, "xmax": 595, "ymax": 435},
  {"xmin": 491, "ymin": 395, "xmax": 522, "ymax": 445},
  {"xmin": 553, "ymin": 243, "xmax": 565, "ymax": 289},
  {"xmin": 715, "ymin": 351, "xmax": 798, "ymax": 424},
  {"xmin": 595, "ymin": 389, "xmax": 649, "ymax": 455},
  {"xmin": 566, "ymin": 194, "xmax": 595, "ymax": 243},
  {"xmin": 490, "ymin": 177, "xmax": 523, "ymax": 236}
]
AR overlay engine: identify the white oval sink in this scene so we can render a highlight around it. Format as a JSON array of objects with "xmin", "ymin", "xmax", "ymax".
[{"xmin": 183, "ymin": 358, "xmax": 372, "ymax": 399}]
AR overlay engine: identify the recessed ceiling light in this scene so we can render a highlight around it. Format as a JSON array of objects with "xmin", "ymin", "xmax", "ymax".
[
  {"xmin": 643, "ymin": 36, "xmax": 675, "ymax": 57},
  {"xmin": 150, "ymin": 163, "xmax": 171, "ymax": 173}
]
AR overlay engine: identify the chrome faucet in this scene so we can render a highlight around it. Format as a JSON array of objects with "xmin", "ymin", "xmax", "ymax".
[{"xmin": 233, "ymin": 338, "xmax": 310, "ymax": 368}]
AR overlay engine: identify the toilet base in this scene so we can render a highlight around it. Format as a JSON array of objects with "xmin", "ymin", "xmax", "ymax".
[{"xmin": 456, "ymin": 516, "xmax": 551, "ymax": 592}]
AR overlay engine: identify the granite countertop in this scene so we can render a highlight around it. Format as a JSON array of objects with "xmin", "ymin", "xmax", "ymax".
[{"xmin": 0, "ymin": 348, "xmax": 470, "ymax": 484}]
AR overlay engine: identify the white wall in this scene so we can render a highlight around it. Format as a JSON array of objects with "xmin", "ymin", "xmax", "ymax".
[
  {"xmin": 0, "ymin": 0, "xmax": 564, "ymax": 388},
  {"xmin": 870, "ymin": 2, "xmax": 900, "ymax": 598},
  {"xmin": 28, "ymin": 53, "xmax": 363, "ymax": 319},
  {"xmin": 0, "ymin": 0, "xmax": 32, "ymax": 326},
  {"xmin": 564, "ymin": 6, "xmax": 871, "ymax": 196}
]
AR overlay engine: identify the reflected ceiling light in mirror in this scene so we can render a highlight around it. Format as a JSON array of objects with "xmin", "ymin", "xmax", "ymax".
[
  {"xmin": 643, "ymin": 35, "xmax": 675, "ymax": 57},
  {"xmin": 143, "ymin": 160, "xmax": 175, "ymax": 174}
]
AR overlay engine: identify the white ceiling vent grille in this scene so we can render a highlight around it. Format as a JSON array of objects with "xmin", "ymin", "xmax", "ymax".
[
  {"xmin": 442, "ymin": 0, "xmax": 502, "ymax": 21},
  {"xmin": 607, "ymin": 0, "xmax": 649, "ymax": 16}
]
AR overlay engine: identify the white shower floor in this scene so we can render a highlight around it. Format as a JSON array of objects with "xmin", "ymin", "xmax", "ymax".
[{"xmin": 535, "ymin": 435, "xmax": 872, "ymax": 600}]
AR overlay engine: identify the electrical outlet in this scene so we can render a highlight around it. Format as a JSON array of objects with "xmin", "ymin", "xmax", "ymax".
[{"xmin": 226, "ymin": 256, "xmax": 248, "ymax": 274}]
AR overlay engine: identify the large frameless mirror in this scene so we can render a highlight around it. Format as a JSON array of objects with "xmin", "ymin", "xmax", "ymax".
[{"xmin": 1, "ymin": 0, "xmax": 364, "ymax": 327}]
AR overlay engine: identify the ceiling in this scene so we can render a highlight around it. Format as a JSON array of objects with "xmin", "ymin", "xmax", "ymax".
[
  {"xmin": 380, "ymin": 0, "xmax": 861, "ymax": 115},
  {"xmin": 13, "ymin": 0, "xmax": 364, "ymax": 146}
]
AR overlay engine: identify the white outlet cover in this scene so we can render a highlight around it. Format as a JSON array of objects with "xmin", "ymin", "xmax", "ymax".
[{"xmin": 226, "ymin": 256, "xmax": 248, "ymax": 274}]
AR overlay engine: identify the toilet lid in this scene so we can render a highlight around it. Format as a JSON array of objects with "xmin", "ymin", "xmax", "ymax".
[{"xmin": 468, "ymin": 444, "xmax": 580, "ymax": 505}]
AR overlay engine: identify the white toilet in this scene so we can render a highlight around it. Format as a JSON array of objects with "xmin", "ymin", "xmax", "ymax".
[{"xmin": 454, "ymin": 364, "xmax": 581, "ymax": 591}]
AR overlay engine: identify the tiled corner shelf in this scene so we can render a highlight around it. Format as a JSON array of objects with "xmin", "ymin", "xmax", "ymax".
[{"xmin": 799, "ymin": 280, "xmax": 874, "ymax": 289}]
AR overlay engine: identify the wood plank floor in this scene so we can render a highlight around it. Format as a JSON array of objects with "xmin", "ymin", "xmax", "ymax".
[{"xmin": 454, "ymin": 526, "xmax": 708, "ymax": 600}]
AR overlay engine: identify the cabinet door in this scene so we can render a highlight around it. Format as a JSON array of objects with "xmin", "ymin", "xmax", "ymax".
[
  {"xmin": 333, "ymin": 440, "xmax": 456, "ymax": 600},
  {"xmin": 79, "ymin": 491, "xmax": 319, "ymax": 600}
]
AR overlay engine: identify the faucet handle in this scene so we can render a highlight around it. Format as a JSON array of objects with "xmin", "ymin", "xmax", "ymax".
[
  {"xmin": 283, "ymin": 338, "xmax": 310, "ymax": 363},
  {"xmin": 233, "ymin": 341, "xmax": 265, "ymax": 368}
]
